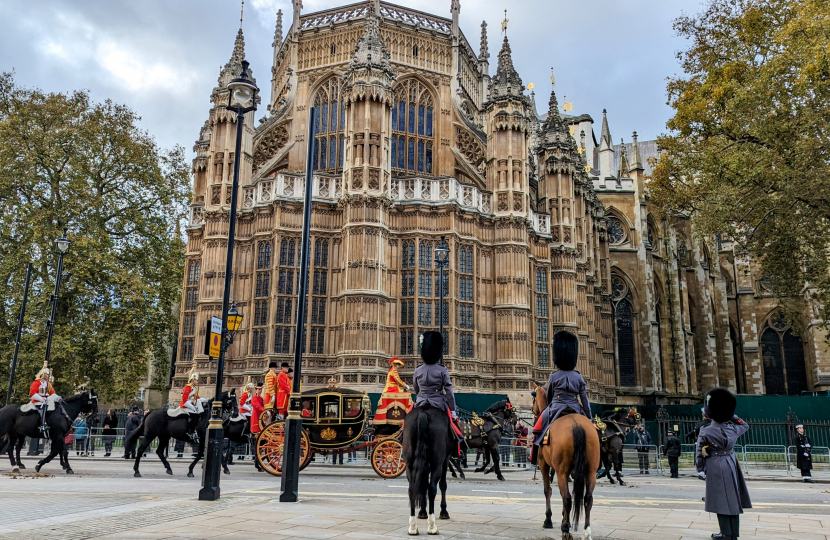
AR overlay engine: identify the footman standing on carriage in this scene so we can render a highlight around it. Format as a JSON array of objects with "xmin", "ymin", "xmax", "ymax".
[
  {"xmin": 277, "ymin": 365, "xmax": 291, "ymax": 419},
  {"xmin": 29, "ymin": 361, "xmax": 59, "ymax": 435},
  {"xmin": 695, "ymin": 387, "xmax": 751, "ymax": 540},
  {"xmin": 530, "ymin": 331, "xmax": 591, "ymax": 466},
  {"xmin": 374, "ymin": 357, "xmax": 413, "ymax": 428}
]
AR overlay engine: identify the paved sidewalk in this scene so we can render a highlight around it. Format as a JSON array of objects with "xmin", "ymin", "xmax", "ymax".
[{"xmin": 79, "ymin": 491, "xmax": 830, "ymax": 540}]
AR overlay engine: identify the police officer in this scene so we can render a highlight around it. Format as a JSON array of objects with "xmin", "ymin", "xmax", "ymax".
[
  {"xmin": 795, "ymin": 424, "xmax": 813, "ymax": 483},
  {"xmin": 664, "ymin": 429, "xmax": 681, "ymax": 478}
]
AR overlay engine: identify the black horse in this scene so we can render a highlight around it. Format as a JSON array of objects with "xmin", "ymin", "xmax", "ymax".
[
  {"xmin": 449, "ymin": 399, "xmax": 517, "ymax": 482},
  {"xmin": 220, "ymin": 397, "xmax": 263, "ymax": 474},
  {"xmin": 125, "ymin": 391, "xmax": 235, "ymax": 478},
  {"xmin": 0, "ymin": 390, "xmax": 98, "ymax": 474},
  {"xmin": 596, "ymin": 407, "xmax": 640, "ymax": 486},
  {"xmin": 402, "ymin": 404, "xmax": 454, "ymax": 536}
]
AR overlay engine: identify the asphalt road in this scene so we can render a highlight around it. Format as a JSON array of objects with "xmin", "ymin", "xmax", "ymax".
[{"xmin": 2, "ymin": 454, "xmax": 828, "ymax": 516}]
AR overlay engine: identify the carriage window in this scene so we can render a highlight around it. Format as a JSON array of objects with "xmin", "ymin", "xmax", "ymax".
[
  {"xmin": 320, "ymin": 396, "xmax": 340, "ymax": 419},
  {"xmin": 344, "ymin": 398, "xmax": 362, "ymax": 418},
  {"xmin": 301, "ymin": 399, "xmax": 316, "ymax": 419}
]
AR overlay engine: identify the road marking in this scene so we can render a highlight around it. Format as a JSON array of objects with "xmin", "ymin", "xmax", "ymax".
[
  {"xmin": 299, "ymin": 482, "xmax": 345, "ymax": 485},
  {"xmin": 247, "ymin": 490, "xmax": 830, "ymax": 510},
  {"xmin": 471, "ymin": 490, "xmax": 523, "ymax": 494}
]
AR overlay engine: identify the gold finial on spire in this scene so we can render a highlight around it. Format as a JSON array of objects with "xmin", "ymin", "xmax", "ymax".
[
  {"xmin": 240, "ymin": 1, "xmax": 245, "ymax": 29},
  {"xmin": 550, "ymin": 67, "xmax": 555, "ymax": 86},
  {"xmin": 562, "ymin": 95, "xmax": 573, "ymax": 112},
  {"xmin": 501, "ymin": 9, "xmax": 508, "ymax": 36},
  {"xmin": 527, "ymin": 82, "xmax": 535, "ymax": 90}
]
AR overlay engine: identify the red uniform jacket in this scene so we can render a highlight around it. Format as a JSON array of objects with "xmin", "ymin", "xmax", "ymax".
[
  {"xmin": 180, "ymin": 383, "xmax": 196, "ymax": 408},
  {"xmin": 250, "ymin": 395, "xmax": 264, "ymax": 434},
  {"xmin": 275, "ymin": 372, "xmax": 291, "ymax": 415},
  {"xmin": 29, "ymin": 380, "xmax": 54, "ymax": 402}
]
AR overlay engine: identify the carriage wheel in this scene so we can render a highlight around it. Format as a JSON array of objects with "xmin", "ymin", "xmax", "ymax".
[
  {"xmin": 371, "ymin": 439, "xmax": 406, "ymax": 479},
  {"xmin": 258, "ymin": 409, "xmax": 276, "ymax": 432},
  {"xmin": 255, "ymin": 421, "xmax": 310, "ymax": 476}
]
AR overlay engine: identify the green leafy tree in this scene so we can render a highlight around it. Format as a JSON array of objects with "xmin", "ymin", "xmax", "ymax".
[
  {"xmin": 650, "ymin": 0, "xmax": 830, "ymax": 325},
  {"xmin": 0, "ymin": 73, "xmax": 190, "ymax": 403}
]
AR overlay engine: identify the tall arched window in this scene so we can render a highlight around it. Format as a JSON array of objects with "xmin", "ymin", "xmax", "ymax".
[
  {"xmin": 257, "ymin": 242, "xmax": 272, "ymax": 269},
  {"xmin": 616, "ymin": 298, "xmax": 637, "ymax": 387},
  {"xmin": 761, "ymin": 314, "xmax": 808, "ymax": 395},
  {"xmin": 312, "ymin": 78, "xmax": 345, "ymax": 173},
  {"xmin": 391, "ymin": 79, "xmax": 435, "ymax": 176}
]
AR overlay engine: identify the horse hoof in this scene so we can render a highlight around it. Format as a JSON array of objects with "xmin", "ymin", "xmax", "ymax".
[
  {"xmin": 427, "ymin": 514, "xmax": 438, "ymax": 535},
  {"xmin": 12, "ymin": 467, "xmax": 19, "ymax": 474},
  {"xmin": 583, "ymin": 526, "xmax": 592, "ymax": 540},
  {"xmin": 408, "ymin": 516, "xmax": 419, "ymax": 535},
  {"xmin": 497, "ymin": 475, "xmax": 505, "ymax": 482},
  {"xmin": 418, "ymin": 510, "xmax": 427, "ymax": 520},
  {"xmin": 543, "ymin": 519, "xmax": 553, "ymax": 529},
  {"xmin": 459, "ymin": 472, "xmax": 466, "ymax": 480},
  {"xmin": 134, "ymin": 471, "xmax": 142, "ymax": 478},
  {"xmin": 166, "ymin": 469, "xmax": 173, "ymax": 476},
  {"xmin": 474, "ymin": 467, "xmax": 484, "ymax": 473},
  {"xmin": 223, "ymin": 468, "xmax": 230, "ymax": 475},
  {"xmin": 35, "ymin": 465, "xmax": 41, "ymax": 473},
  {"xmin": 619, "ymin": 480, "xmax": 626, "ymax": 486},
  {"xmin": 439, "ymin": 511, "xmax": 450, "ymax": 520},
  {"xmin": 66, "ymin": 468, "xmax": 74, "ymax": 475},
  {"xmin": 17, "ymin": 463, "xmax": 25, "ymax": 470},
  {"xmin": 187, "ymin": 472, "xmax": 194, "ymax": 478},
  {"xmin": 450, "ymin": 472, "xmax": 457, "ymax": 478}
]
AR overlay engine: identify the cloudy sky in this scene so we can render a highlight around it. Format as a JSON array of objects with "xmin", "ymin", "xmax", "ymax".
[{"xmin": 1, "ymin": 0, "xmax": 693, "ymax": 159}]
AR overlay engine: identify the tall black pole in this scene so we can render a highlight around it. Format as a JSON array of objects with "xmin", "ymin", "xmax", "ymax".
[
  {"xmin": 199, "ymin": 107, "xmax": 245, "ymax": 501},
  {"xmin": 280, "ymin": 107, "xmax": 316, "ymax": 503},
  {"xmin": 438, "ymin": 262, "xmax": 445, "ymax": 367},
  {"xmin": 44, "ymin": 247, "xmax": 66, "ymax": 368},
  {"xmin": 7, "ymin": 263, "xmax": 33, "ymax": 405}
]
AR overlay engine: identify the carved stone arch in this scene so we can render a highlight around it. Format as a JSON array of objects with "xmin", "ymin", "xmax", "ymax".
[
  {"xmin": 391, "ymin": 77, "xmax": 437, "ymax": 177},
  {"xmin": 609, "ymin": 266, "xmax": 638, "ymax": 302},
  {"xmin": 310, "ymin": 75, "xmax": 347, "ymax": 173}
]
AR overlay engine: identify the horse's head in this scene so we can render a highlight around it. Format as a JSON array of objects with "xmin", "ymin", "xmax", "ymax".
[
  {"xmin": 626, "ymin": 407, "xmax": 641, "ymax": 425},
  {"xmin": 83, "ymin": 390, "xmax": 99, "ymax": 416},
  {"xmin": 220, "ymin": 390, "xmax": 237, "ymax": 416},
  {"xmin": 531, "ymin": 385, "xmax": 547, "ymax": 418}
]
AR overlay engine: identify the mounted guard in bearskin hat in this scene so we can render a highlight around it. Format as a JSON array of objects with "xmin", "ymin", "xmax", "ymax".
[
  {"xmin": 374, "ymin": 357, "xmax": 413, "ymax": 427},
  {"xmin": 411, "ymin": 331, "xmax": 464, "ymax": 447},
  {"xmin": 530, "ymin": 331, "xmax": 591, "ymax": 465}
]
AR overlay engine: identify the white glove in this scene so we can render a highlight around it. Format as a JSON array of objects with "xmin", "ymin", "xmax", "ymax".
[
  {"xmin": 804, "ymin": 452, "xmax": 809, "ymax": 457},
  {"xmin": 698, "ymin": 472, "xmax": 706, "ymax": 480},
  {"xmin": 805, "ymin": 443, "xmax": 811, "ymax": 448},
  {"xmin": 405, "ymin": 385, "xmax": 411, "ymax": 391},
  {"xmin": 452, "ymin": 410, "xmax": 458, "ymax": 420}
]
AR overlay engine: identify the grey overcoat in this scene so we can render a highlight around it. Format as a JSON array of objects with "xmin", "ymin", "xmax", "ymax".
[
  {"xmin": 695, "ymin": 418, "xmax": 752, "ymax": 515},
  {"xmin": 413, "ymin": 363, "xmax": 456, "ymax": 412},
  {"xmin": 533, "ymin": 370, "xmax": 591, "ymax": 446}
]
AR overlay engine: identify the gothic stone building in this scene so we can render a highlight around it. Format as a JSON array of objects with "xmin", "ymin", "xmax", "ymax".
[{"xmin": 175, "ymin": 0, "xmax": 830, "ymax": 406}]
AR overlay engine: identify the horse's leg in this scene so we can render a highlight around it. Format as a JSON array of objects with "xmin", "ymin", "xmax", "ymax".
[
  {"xmin": 16, "ymin": 437, "xmax": 26, "ymax": 469},
  {"xmin": 474, "ymin": 445, "xmax": 487, "ymax": 473},
  {"xmin": 426, "ymin": 461, "xmax": 439, "ymax": 534},
  {"xmin": 35, "ymin": 439, "xmax": 61, "ymax": 473},
  {"xmin": 156, "ymin": 436, "xmax": 173, "ymax": 475},
  {"xmin": 447, "ymin": 457, "xmax": 457, "ymax": 478},
  {"xmin": 540, "ymin": 459, "xmax": 553, "ymax": 529},
  {"xmin": 418, "ymin": 490, "xmax": 428, "ymax": 519},
  {"xmin": 8, "ymin": 434, "xmax": 19, "ymax": 471},
  {"xmin": 558, "ymin": 463, "xmax": 572, "ymax": 539},
  {"xmin": 133, "ymin": 434, "xmax": 154, "ymax": 478},
  {"xmin": 489, "ymin": 443, "xmax": 505, "ymax": 481},
  {"xmin": 602, "ymin": 453, "xmax": 614, "ymax": 484},
  {"xmin": 222, "ymin": 438, "xmax": 232, "ymax": 475},
  {"xmin": 438, "ymin": 459, "xmax": 450, "ymax": 520},
  {"xmin": 187, "ymin": 436, "xmax": 205, "ymax": 478},
  {"xmin": 583, "ymin": 472, "xmax": 596, "ymax": 540},
  {"xmin": 614, "ymin": 446, "xmax": 625, "ymax": 486},
  {"xmin": 408, "ymin": 466, "xmax": 419, "ymax": 535}
]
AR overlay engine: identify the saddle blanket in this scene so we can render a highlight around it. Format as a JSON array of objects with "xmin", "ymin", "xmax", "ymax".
[
  {"xmin": 167, "ymin": 400, "xmax": 205, "ymax": 417},
  {"xmin": 229, "ymin": 414, "xmax": 249, "ymax": 423},
  {"xmin": 19, "ymin": 394, "xmax": 61, "ymax": 413}
]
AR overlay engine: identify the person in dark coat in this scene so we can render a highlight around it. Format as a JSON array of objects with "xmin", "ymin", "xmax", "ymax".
[
  {"xmin": 123, "ymin": 406, "xmax": 143, "ymax": 459},
  {"xmin": 102, "ymin": 409, "xmax": 118, "ymax": 457},
  {"xmin": 664, "ymin": 429, "xmax": 682, "ymax": 478},
  {"xmin": 688, "ymin": 408, "xmax": 712, "ymax": 480},
  {"xmin": 794, "ymin": 424, "xmax": 813, "ymax": 483},
  {"xmin": 530, "ymin": 331, "xmax": 590, "ymax": 466},
  {"xmin": 633, "ymin": 424, "xmax": 653, "ymax": 474},
  {"xmin": 695, "ymin": 387, "xmax": 751, "ymax": 540}
]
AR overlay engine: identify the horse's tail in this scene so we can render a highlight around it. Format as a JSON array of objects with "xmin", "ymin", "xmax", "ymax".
[
  {"xmin": 571, "ymin": 422, "xmax": 588, "ymax": 529},
  {"xmin": 123, "ymin": 415, "xmax": 147, "ymax": 451},
  {"xmin": 412, "ymin": 411, "xmax": 430, "ymax": 510}
]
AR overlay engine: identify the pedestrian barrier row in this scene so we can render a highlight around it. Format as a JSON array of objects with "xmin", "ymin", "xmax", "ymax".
[{"xmin": 654, "ymin": 443, "xmax": 828, "ymax": 478}]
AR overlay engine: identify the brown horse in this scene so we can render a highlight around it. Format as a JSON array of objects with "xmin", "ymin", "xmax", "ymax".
[{"xmin": 533, "ymin": 385, "xmax": 600, "ymax": 540}]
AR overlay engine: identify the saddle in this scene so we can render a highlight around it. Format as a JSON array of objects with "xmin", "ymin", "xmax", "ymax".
[
  {"xmin": 19, "ymin": 394, "xmax": 61, "ymax": 414},
  {"xmin": 229, "ymin": 414, "xmax": 249, "ymax": 423},
  {"xmin": 593, "ymin": 415, "xmax": 626, "ymax": 444},
  {"xmin": 461, "ymin": 411, "xmax": 501, "ymax": 441},
  {"xmin": 166, "ymin": 400, "xmax": 204, "ymax": 417}
]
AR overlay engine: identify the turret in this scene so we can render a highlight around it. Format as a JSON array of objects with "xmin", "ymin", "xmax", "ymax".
[{"xmin": 598, "ymin": 109, "xmax": 614, "ymax": 179}]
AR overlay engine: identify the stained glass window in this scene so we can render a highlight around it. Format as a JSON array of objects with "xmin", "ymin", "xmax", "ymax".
[
  {"xmin": 312, "ymin": 78, "xmax": 345, "ymax": 173},
  {"xmin": 608, "ymin": 218, "xmax": 626, "ymax": 245},
  {"xmin": 392, "ymin": 79, "xmax": 436, "ymax": 177}
]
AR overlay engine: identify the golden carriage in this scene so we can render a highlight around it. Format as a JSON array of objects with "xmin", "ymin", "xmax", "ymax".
[{"xmin": 255, "ymin": 386, "xmax": 407, "ymax": 479}]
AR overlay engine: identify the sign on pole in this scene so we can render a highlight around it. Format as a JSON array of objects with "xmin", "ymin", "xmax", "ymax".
[{"xmin": 209, "ymin": 316, "xmax": 222, "ymax": 358}]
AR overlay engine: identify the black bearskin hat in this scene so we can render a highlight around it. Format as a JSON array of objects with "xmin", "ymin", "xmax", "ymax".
[
  {"xmin": 553, "ymin": 331, "xmax": 579, "ymax": 371},
  {"xmin": 421, "ymin": 331, "xmax": 443, "ymax": 365},
  {"xmin": 704, "ymin": 387, "xmax": 736, "ymax": 423}
]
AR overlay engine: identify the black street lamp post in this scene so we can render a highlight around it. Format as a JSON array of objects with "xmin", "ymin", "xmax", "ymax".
[
  {"xmin": 44, "ymin": 230, "xmax": 71, "ymax": 368},
  {"xmin": 7, "ymin": 263, "xmax": 33, "ymax": 405},
  {"xmin": 280, "ymin": 107, "xmax": 317, "ymax": 503},
  {"xmin": 199, "ymin": 60, "xmax": 257, "ymax": 502},
  {"xmin": 434, "ymin": 236, "xmax": 449, "ymax": 365}
]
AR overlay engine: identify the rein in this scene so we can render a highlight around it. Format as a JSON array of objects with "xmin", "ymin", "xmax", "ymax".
[{"xmin": 462, "ymin": 408, "xmax": 511, "ymax": 442}]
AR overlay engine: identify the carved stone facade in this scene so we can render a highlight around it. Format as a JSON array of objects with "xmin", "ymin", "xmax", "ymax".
[{"xmin": 175, "ymin": 0, "xmax": 829, "ymax": 406}]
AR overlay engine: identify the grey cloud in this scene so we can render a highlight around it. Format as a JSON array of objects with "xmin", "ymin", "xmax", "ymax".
[{"xmin": 0, "ymin": 0, "xmax": 686, "ymax": 158}]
